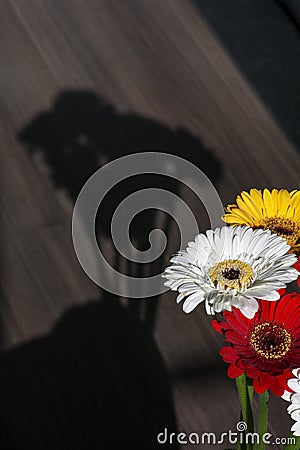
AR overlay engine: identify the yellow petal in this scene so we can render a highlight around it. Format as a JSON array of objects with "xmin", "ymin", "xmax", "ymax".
[
  {"xmin": 278, "ymin": 189, "xmax": 292, "ymax": 216},
  {"xmin": 223, "ymin": 208, "xmax": 255, "ymax": 225},
  {"xmin": 263, "ymin": 189, "xmax": 274, "ymax": 215},
  {"xmin": 239, "ymin": 190, "xmax": 263, "ymax": 219},
  {"xmin": 222, "ymin": 214, "xmax": 245, "ymax": 225},
  {"xmin": 225, "ymin": 203, "xmax": 239, "ymax": 213},
  {"xmin": 290, "ymin": 191, "xmax": 300, "ymax": 219},
  {"xmin": 271, "ymin": 189, "xmax": 279, "ymax": 215}
]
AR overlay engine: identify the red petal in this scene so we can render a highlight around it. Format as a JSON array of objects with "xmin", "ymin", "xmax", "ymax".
[
  {"xmin": 228, "ymin": 364, "xmax": 244, "ymax": 378},
  {"xmin": 272, "ymin": 293, "xmax": 293, "ymax": 322},
  {"xmin": 294, "ymin": 256, "xmax": 300, "ymax": 272},
  {"xmin": 253, "ymin": 376, "xmax": 268, "ymax": 394},
  {"xmin": 277, "ymin": 288, "xmax": 286, "ymax": 297},
  {"xmin": 225, "ymin": 314, "xmax": 248, "ymax": 335},
  {"xmin": 253, "ymin": 370, "xmax": 293, "ymax": 397},
  {"xmin": 220, "ymin": 346, "xmax": 238, "ymax": 363},
  {"xmin": 232, "ymin": 307, "xmax": 250, "ymax": 326},
  {"xmin": 211, "ymin": 319, "xmax": 223, "ymax": 334},
  {"xmin": 225, "ymin": 330, "xmax": 246, "ymax": 344},
  {"xmin": 245, "ymin": 366, "xmax": 261, "ymax": 378}
]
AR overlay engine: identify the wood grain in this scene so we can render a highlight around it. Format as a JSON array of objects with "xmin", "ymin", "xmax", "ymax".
[{"xmin": 1, "ymin": 0, "xmax": 299, "ymax": 448}]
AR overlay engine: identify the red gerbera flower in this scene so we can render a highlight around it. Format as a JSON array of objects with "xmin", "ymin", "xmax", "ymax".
[{"xmin": 212, "ymin": 292, "xmax": 300, "ymax": 396}]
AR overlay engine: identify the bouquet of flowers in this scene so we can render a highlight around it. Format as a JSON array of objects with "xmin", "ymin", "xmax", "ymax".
[{"xmin": 163, "ymin": 189, "xmax": 300, "ymax": 450}]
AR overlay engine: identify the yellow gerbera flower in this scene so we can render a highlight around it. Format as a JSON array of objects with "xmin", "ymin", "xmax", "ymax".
[{"xmin": 223, "ymin": 189, "xmax": 300, "ymax": 253}]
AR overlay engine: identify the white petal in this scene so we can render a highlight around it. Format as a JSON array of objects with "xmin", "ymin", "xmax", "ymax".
[
  {"xmin": 205, "ymin": 298, "xmax": 215, "ymax": 315},
  {"xmin": 282, "ymin": 390, "xmax": 292, "ymax": 402},
  {"xmin": 288, "ymin": 379, "xmax": 300, "ymax": 393},
  {"xmin": 290, "ymin": 394, "xmax": 300, "ymax": 405},
  {"xmin": 254, "ymin": 291, "xmax": 280, "ymax": 301},
  {"xmin": 230, "ymin": 296, "xmax": 258, "ymax": 318},
  {"xmin": 291, "ymin": 422, "xmax": 300, "ymax": 436},
  {"xmin": 292, "ymin": 369, "xmax": 300, "ymax": 378},
  {"xmin": 182, "ymin": 292, "xmax": 205, "ymax": 313},
  {"xmin": 291, "ymin": 409, "xmax": 300, "ymax": 421}
]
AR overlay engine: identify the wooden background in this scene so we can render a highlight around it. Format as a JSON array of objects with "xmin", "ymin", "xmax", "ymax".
[{"xmin": 1, "ymin": 1, "xmax": 300, "ymax": 449}]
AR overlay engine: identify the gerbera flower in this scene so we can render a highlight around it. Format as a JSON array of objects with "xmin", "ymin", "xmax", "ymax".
[
  {"xmin": 163, "ymin": 226, "xmax": 298, "ymax": 319},
  {"xmin": 282, "ymin": 368, "xmax": 300, "ymax": 436},
  {"xmin": 212, "ymin": 293, "xmax": 300, "ymax": 396},
  {"xmin": 223, "ymin": 189, "xmax": 300, "ymax": 254}
]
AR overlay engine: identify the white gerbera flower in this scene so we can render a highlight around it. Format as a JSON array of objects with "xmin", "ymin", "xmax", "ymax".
[
  {"xmin": 282, "ymin": 369, "xmax": 300, "ymax": 436},
  {"xmin": 163, "ymin": 226, "xmax": 298, "ymax": 318}
]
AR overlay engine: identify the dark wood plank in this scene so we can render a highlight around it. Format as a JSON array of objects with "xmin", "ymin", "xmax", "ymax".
[{"xmin": 1, "ymin": 0, "xmax": 299, "ymax": 448}]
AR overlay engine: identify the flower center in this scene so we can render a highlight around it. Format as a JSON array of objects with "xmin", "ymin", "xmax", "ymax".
[
  {"xmin": 209, "ymin": 259, "xmax": 254, "ymax": 290},
  {"xmin": 249, "ymin": 322, "xmax": 292, "ymax": 360},
  {"xmin": 256, "ymin": 217, "xmax": 300, "ymax": 247}
]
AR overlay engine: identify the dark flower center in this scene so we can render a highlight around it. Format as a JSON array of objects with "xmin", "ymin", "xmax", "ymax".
[
  {"xmin": 255, "ymin": 216, "xmax": 300, "ymax": 247},
  {"xmin": 222, "ymin": 268, "xmax": 240, "ymax": 280},
  {"xmin": 249, "ymin": 322, "xmax": 292, "ymax": 361},
  {"xmin": 272, "ymin": 226, "xmax": 294, "ymax": 236},
  {"xmin": 209, "ymin": 260, "xmax": 254, "ymax": 290}
]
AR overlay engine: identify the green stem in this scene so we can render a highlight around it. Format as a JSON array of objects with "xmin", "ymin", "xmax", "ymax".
[
  {"xmin": 283, "ymin": 434, "xmax": 300, "ymax": 450},
  {"xmin": 254, "ymin": 391, "xmax": 269, "ymax": 450},
  {"xmin": 247, "ymin": 378, "xmax": 254, "ymax": 404},
  {"xmin": 236, "ymin": 375, "xmax": 254, "ymax": 450},
  {"xmin": 237, "ymin": 412, "xmax": 245, "ymax": 450}
]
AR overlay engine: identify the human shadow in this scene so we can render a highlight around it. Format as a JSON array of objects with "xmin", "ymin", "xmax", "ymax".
[
  {"xmin": 0, "ymin": 296, "xmax": 178, "ymax": 450},
  {"xmin": 11, "ymin": 91, "xmax": 223, "ymax": 449},
  {"xmin": 19, "ymin": 90, "xmax": 222, "ymax": 326},
  {"xmin": 19, "ymin": 90, "xmax": 221, "ymax": 201}
]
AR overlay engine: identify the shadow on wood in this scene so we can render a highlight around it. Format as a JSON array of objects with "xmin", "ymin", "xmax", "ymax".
[
  {"xmin": 0, "ymin": 295, "xmax": 179, "ymax": 450},
  {"xmin": 18, "ymin": 90, "xmax": 222, "ymax": 328},
  {"xmin": 10, "ymin": 90, "xmax": 224, "ymax": 449}
]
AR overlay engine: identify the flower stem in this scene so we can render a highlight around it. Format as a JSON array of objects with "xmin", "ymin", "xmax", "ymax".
[
  {"xmin": 254, "ymin": 390, "xmax": 268, "ymax": 450},
  {"xmin": 283, "ymin": 434, "xmax": 300, "ymax": 450},
  {"xmin": 236, "ymin": 374, "xmax": 254, "ymax": 450},
  {"xmin": 237, "ymin": 412, "xmax": 246, "ymax": 450},
  {"xmin": 247, "ymin": 378, "xmax": 254, "ymax": 404}
]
